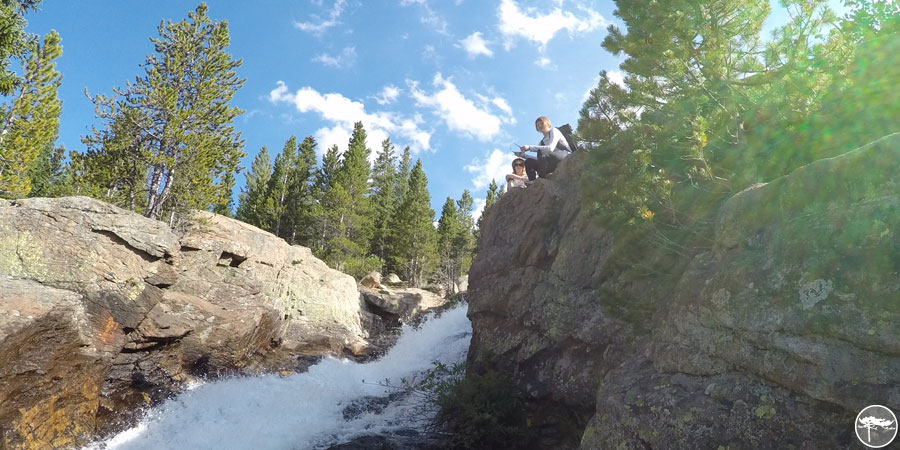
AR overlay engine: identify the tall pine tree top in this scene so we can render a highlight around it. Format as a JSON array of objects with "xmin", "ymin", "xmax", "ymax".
[
  {"xmin": 236, "ymin": 145, "xmax": 271, "ymax": 227},
  {"xmin": 82, "ymin": 3, "xmax": 246, "ymax": 220},
  {"xmin": 0, "ymin": 29, "xmax": 62, "ymax": 198},
  {"xmin": 336, "ymin": 121, "xmax": 371, "ymax": 200}
]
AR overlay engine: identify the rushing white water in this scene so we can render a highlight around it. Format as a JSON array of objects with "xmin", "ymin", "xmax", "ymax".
[{"xmin": 86, "ymin": 304, "xmax": 471, "ymax": 450}]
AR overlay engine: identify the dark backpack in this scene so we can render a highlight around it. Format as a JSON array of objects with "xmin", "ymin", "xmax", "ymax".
[{"xmin": 557, "ymin": 123, "xmax": 579, "ymax": 153}]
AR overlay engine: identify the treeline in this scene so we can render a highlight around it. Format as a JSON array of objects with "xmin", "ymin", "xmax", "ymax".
[
  {"xmin": 1, "ymin": 3, "xmax": 243, "ymax": 220},
  {"xmin": 234, "ymin": 123, "xmax": 483, "ymax": 286},
  {"xmin": 0, "ymin": 2, "xmax": 501, "ymax": 286},
  {"xmin": 0, "ymin": 0, "xmax": 61, "ymax": 199},
  {"xmin": 577, "ymin": 0, "xmax": 899, "ymax": 255}
]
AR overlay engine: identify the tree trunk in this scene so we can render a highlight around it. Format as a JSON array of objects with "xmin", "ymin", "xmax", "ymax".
[
  {"xmin": 146, "ymin": 165, "xmax": 162, "ymax": 215},
  {"xmin": 148, "ymin": 167, "xmax": 175, "ymax": 220}
]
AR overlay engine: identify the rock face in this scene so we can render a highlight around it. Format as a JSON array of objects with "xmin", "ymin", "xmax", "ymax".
[
  {"xmin": 468, "ymin": 151, "xmax": 651, "ymax": 444},
  {"xmin": 467, "ymin": 134, "xmax": 900, "ymax": 449},
  {"xmin": 0, "ymin": 197, "xmax": 365, "ymax": 449},
  {"xmin": 360, "ymin": 284, "xmax": 447, "ymax": 325}
]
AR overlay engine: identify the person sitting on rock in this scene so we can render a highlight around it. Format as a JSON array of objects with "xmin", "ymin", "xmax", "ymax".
[
  {"xmin": 515, "ymin": 116, "xmax": 571, "ymax": 181},
  {"xmin": 506, "ymin": 158, "xmax": 528, "ymax": 189}
]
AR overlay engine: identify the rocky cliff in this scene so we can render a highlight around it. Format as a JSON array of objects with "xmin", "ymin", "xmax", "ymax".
[
  {"xmin": 467, "ymin": 133, "xmax": 900, "ymax": 449},
  {"xmin": 0, "ymin": 197, "xmax": 366, "ymax": 449}
]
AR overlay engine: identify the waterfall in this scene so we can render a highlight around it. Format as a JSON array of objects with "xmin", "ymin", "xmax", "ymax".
[{"xmin": 86, "ymin": 304, "xmax": 471, "ymax": 450}]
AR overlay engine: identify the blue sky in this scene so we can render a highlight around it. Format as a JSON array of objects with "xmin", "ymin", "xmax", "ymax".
[
  {"xmin": 24, "ymin": 1, "xmax": 844, "ymax": 219},
  {"xmin": 25, "ymin": 0, "xmax": 621, "ymax": 219}
]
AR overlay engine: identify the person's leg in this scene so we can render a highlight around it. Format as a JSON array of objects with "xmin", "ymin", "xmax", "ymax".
[
  {"xmin": 524, "ymin": 159, "xmax": 538, "ymax": 181},
  {"xmin": 538, "ymin": 149, "xmax": 568, "ymax": 176},
  {"xmin": 536, "ymin": 149, "xmax": 554, "ymax": 178}
]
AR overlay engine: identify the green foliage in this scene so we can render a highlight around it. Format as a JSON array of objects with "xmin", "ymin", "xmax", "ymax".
[
  {"xmin": 370, "ymin": 138, "xmax": 397, "ymax": 269},
  {"xmin": 395, "ymin": 145, "xmax": 412, "ymax": 205},
  {"xmin": 286, "ymin": 135, "xmax": 319, "ymax": 244},
  {"xmin": 314, "ymin": 122, "xmax": 374, "ymax": 272},
  {"xmin": 437, "ymin": 190, "xmax": 476, "ymax": 292},
  {"xmin": 78, "ymin": 3, "xmax": 245, "ymax": 222},
  {"xmin": 454, "ymin": 190, "xmax": 476, "ymax": 273},
  {"xmin": 437, "ymin": 196, "xmax": 461, "ymax": 291},
  {"xmin": 475, "ymin": 179, "xmax": 503, "ymax": 243},
  {"xmin": 412, "ymin": 362, "xmax": 533, "ymax": 450},
  {"xmin": 265, "ymin": 136, "xmax": 297, "ymax": 238},
  {"xmin": 309, "ymin": 144, "xmax": 343, "ymax": 255},
  {"xmin": 578, "ymin": 0, "xmax": 899, "ymax": 265},
  {"xmin": 0, "ymin": 0, "xmax": 40, "ymax": 96},
  {"xmin": 0, "ymin": 29, "xmax": 61, "ymax": 198},
  {"xmin": 390, "ymin": 159, "xmax": 436, "ymax": 287},
  {"xmin": 26, "ymin": 144, "xmax": 66, "ymax": 198},
  {"xmin": 317, "ymin": 144, "xmax": 340, "ymax": 193},
  {"xmin": 236, "ymin": 146, "xmax": 272, "ymax": 227},
  {"xmin": 341, "ymin": 253, "xmax": 384, "ymax": 281},
  {"xmin": 212, "ymin": 170, "xmax": 236, "ymax": 217}
]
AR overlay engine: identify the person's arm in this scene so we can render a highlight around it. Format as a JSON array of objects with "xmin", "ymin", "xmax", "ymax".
[
  {"xmin": 514, "ymin": 151, "xmax": 537, "ymax": 160},
  {"xmin": 526, "ymin": 128, "xmax": 565, "ymax": 153}
]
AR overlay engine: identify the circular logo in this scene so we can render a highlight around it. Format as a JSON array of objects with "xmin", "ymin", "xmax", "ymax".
[{"xmin": 856, "ymin": 405, "xmax": 898, "ymax": 448}]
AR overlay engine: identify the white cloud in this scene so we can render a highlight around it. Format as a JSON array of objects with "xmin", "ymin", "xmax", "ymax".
[
  {"xmin": 268, "ymin": 82, "xmax": 289, "ymax": 104},
  {"xmin": 491, "ymin": 97, "xmax": 512, "ymax": 116},
  {"xmin": 581, "ymin": 70, "xmax": 625, "ymax": 103},
  {"xmin": 421, "ymin": 6, "xmax": 449, "ymax": 34},
  {"xmin": 313, "ymin": 125, "xmax": 352, "ymax": 155},
  {"xmin": 375, "ymin": 85, "xmax": 401, "ymax": 105},
  {"xmin": 498, "ymin": 0, "xmax": 606, "ymax": 50},
  {"xmin": 535, "ymin": 56, "xmax": 551, "ymax": 67},
  {"xmin": 465, "ymin": 148, "xmax": 512, "ymax": 191},
  {"xmin": 312, "ymin": 47, "xmax": 357, "ymax": 68},
  {"xmin": 269, "ymin": 81, "xmax": 432, "ymax": 156},
  {"xmin": 295, "ymin": 0, "xmax": 347, "ymax": 35},
  {"xmin": 400, "ymin": 0, "xmax": 449, "ymax": 35},
  {"xmin": 459, "ymin": 32, "xmax": 494, "ymax": 58},
  {"xmin": 407, "ymin": 73, "xmax": 514, "ymax": 141},
  {"xmin": 607, "ymin": 70, "xmax": 625, "ymax": 87}
]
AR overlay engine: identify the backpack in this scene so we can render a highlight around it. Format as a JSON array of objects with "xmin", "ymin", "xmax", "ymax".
[{"xmin": 557, "ymin": 123, "xmax": 579, "ymax": 153}]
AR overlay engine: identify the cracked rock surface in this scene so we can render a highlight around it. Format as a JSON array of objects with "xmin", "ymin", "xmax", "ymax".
[
  {"xmin": 0, "ymin": 197, "xmax": 366, "ymax": 449},
  {"xmin": 467, "ymin": 135, "xmax": 900, "ymax": 449}
]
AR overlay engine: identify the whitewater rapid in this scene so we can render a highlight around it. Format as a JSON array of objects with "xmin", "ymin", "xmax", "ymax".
[{"xmin": 87, "ymin": 304, "xmax": 471, "ymax": 450}]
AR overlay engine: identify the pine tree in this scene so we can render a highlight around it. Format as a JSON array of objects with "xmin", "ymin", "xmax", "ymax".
[
  {"xmin": 436, "ymin": 196, "xmax": 461, "ymax": 293},
  {"xmin": 385, "ymin": 145, "xmax": 413, "ymax": 275},
  {"xmin": 317, "ymin": 145, "xmax": 340, "ymax": 193},
  {"xmin": 0, "ymin": 30, "xmax": 61, "ymax": 198},
  {"xmin": 80, "ymin": 3, "xmax": 245, "ymax": 222},
  {"xmin": 213, "ymin": 170, "xmax": 236, "ymax": 217},
  {"xmin": 394, "ymin": 145, "xmax": 411, "ymax": 205},
  {"xmin": 335, "ymin": 121, "xmax": 373, "ymax": 243},
  {"xmin": 26, "ymin": 143, "xmax": 66, "ymax": 198},
  {"xmin": 285, "ymin": 135, "xmax": 318, "ymax": 245},
  {"xmin": 454, "ymin": 189, "xmax": 476, "ymax": 275},
  {"xmin": 322, "ymin": 122, "xmax": 375, "ymax": 275},
  {"xmin": 390, "ymin": 159, "xmax": 436, "ymax": 287},
  {"xmin": 236, "ymin": 146, "xmax": 272, "ymax": 228},
  {"xmin": 265, "ymin": 136, "xmax": 297, "ymax": 238},
  {"xmin": 370, "ymin": 138, "xmax": 397, "ymax": 269},
  {"xmin": 477, "ymin": 179, "xmax": 502, "ymax": 233},
  {"xmin": 0, "ymin": 0, "xmax": 40, "ymax": 96},
  {"xmin": 310, "ymin": 145, "xmax": 341, "ymax": 255}
]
